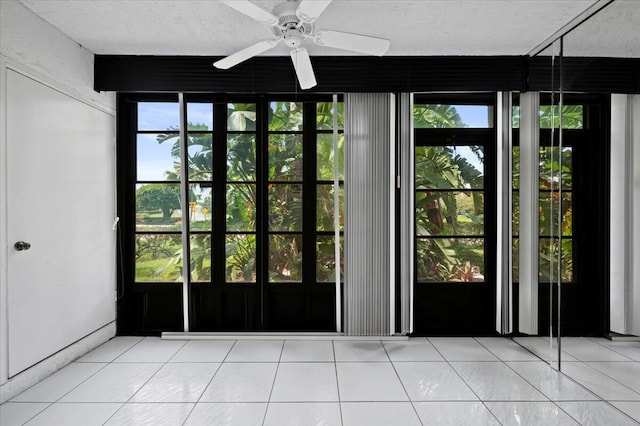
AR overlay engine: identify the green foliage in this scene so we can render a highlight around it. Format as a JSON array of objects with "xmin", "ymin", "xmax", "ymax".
[
  {"xmin": 136, "ymin": 184, "xmax": 180, "ymax": 220},
  {"xmin": 414, "ymin": 104, "xmax": 465, "ymax": 128},
  {"xmin": 135, "ymin": 235, "xmax": 182, "ymax": 282},
  {"xmin": 226, "ymin": 235, "xmax": 256, "ymax": 282},
  {"xmin": 512, "ymin": 104, "xmax": 584, "ymax": 129},
  {"xmin": 136, "ymin": 101, "xmax": 345, "ymax": 284},
  {"xmin": 414, "ymin": 105, "xmax": 486, "ymax": 282}
]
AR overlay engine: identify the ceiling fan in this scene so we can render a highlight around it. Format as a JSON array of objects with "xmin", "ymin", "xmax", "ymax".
[{"xmin": 214, "ymin": 0, "xmax": 391, "ymax": 89}]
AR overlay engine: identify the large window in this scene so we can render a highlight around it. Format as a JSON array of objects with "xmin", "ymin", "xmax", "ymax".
[
  {"xmin": 124, "ymin": 95, "xmax": 343, "ymax": 332},
  {"xmin": 414, "ymin": 101, "xmax": 492, "ymax": 283}
]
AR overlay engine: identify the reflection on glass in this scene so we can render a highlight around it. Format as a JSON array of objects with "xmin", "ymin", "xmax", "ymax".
[
  {"xmin": 415, "ymin": 191, "xmax": 484, "ymax": 236},
  {"xmin": 138, "ymin": 102, "xmax": 179, "ymax": 131},
  {"xmin": 539, "ymin": 238, "xmax": 573, "ymax": 282},
  {"xmin": 226, "ymin": 184, "xmax": 256, "ymax": 231},
  {"xmin": 226, "ymin": 234, "xmax": 256, "ymax": 282},
  {"xmin": 317, "ymin": 133, "xmax": 344, "ymax": 180},
  {"xmin": 186, "ymin": 133, "xmax": 212, "ymax": 181},
  {"xmin": 512, "ymin": 105, "xmax": 584, "ymax": 129},
  {"xmin": 227, "ymin": 134, "xmax": 256, "ymax": 182},
  {"xmin": 512, "ymin": 237, "xmax": 520, "ymax": 282},
  {"xmin": 316, "ymin": 184, "xmax": 343, "ymax": 232},
  {"xmin": 190, "ymin": 234, "xmax": 211, "ymax": 282},
  {"xmin": 269, "ymin": 234, "xmax": 303, "ymax": 282},
  {"xmin": 316, "ymin": 236, "xmax": 344, "ymax": 282},
  {"xmin": 269, "ymin": 101, "xmax": 303, "ymax": 131},
  {"xmin": 512, "ymin": 147, "xmax": 520, "ymax": 188},
  {"xmin": 137, "ymin": 134, "xmax": 180, "ymax": 181},
  {"xmin": 189, "ymin": 184, "xmax": 211, "ymax": 231},
  {"xmin": 268, "ymin": 184, "xmax": 302, "ymax": 232},
  {"xmin": 414, "ymin": 104, "xmax": 493, "ymax": 128},
  {"xmin": 416, "ymin": 238, "xmax": 485, "ymax": 282},
  {"xmin": 540, "ymin": 147, "xmax": 572, "ymax": 190},
  {"xmin": 415, "ymin": 146, "xmax": 484, "ymax": 189},
  {"xmin": 539, "ymin": 193, "xmax": 572, "ymax": 236},
  {"xmin": 317, "ymin": 102, "xmax": 344, "ymax": 130},
  {"xmin": 136, "ymin": 184, "xmax": 182, "ymax": 231},
  {"xmin": 187, "ymin": 103, "xmax": 213, "ymax": 130},
  {"xmin": 227, "ymin": 103, "xmax": 256, "ymax": 131},
  {"xmin": 135, "ymin": 234, "xmax": 182, "ymax": 282},
  {"xmin": 269, "ymin": 134, "xmax": 303, "ymax": 181},
  {"xmin": 512, "ymin": 192, "xmax": 520, "ymax": 235}
]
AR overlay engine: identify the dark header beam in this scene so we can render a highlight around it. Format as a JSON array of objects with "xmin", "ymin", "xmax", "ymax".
[{"xmin": 95, "ymin": 55, "xmax": 640, "ymax": 94}]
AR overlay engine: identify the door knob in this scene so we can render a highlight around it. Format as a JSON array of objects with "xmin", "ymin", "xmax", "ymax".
[{"xmin": 14, "ymin": 241, "xmax": 31, "ymax": 251}]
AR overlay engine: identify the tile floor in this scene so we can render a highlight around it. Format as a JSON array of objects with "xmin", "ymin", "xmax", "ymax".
[{"xmin": 1, "ymin": 336, "xmax": 639, "ymax": 425}]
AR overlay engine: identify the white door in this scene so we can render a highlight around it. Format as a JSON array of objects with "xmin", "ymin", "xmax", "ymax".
[{"xmin": 6, "ymin": 69, "xmax": 116, "ymax": 376}]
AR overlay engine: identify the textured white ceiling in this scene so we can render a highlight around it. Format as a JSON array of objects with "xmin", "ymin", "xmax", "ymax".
[{"xmin": 17, "ymin": 0, "xmax": 639, "ymax": 58}]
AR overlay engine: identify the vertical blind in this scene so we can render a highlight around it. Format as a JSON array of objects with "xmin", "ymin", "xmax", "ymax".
[{"xmin": 344, "ymin": 93, "xmax": 395, "ymax": 336}]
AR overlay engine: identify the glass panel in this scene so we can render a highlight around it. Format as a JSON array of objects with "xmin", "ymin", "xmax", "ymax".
[
  {"xmin": 187, "ymin": 103, "xmax": 213, "ymax": 130},
  {"xmin": 190, "ymin": 234, "xmax": 211, "ymax": 282},
  {"xmin": 415, "ymin": 146, "xmax": 484, "ymax": 190},
  {"xmin": 268, "ymin": 234, "xmax": 303, "ymax": 282},
  {"xmin": 540, "ymin": 147, "xmax": 572, "ymax": 190},
  {"xmin": 226, "ymin": 184, "xmax": 256, "ymax": 232},
  {"xmin": 414, "ymin": 104, "xmax": 493, "ymax": 128},
  {"xmin": 415, "ymin": 191, "xmax": 484, "ymax": 236},
  {"xmin": 540, "ymin": 105, "xmax": 583, "ymax": 129},
  {"xmin": 268, "ymin": 134, "xmax": 303, "ymax": 181},
  {"xmin": 512, "ymin": 237, "xmax": 520, "ymax": 282},
  {"xmin": 539, "ymin": 192, "xmax": 573, "ymax": 236},
  {"xmin": 539, "ymin": 238, "xmax": 573, "ymax": 282},
  {"xmin": 136, "ymin": 184, "xmax": 182, "ymax": 231},
  {"xmin": 316, "ymin": 102, "xmax": 344, "ymax": 130},
  {"xmin": 268, "ymin": 184, "xmax": 303, "ymax": 232},
  {"xmin": 225, "ymin": 234, "xmax": 256, "ymax": 282},
  {"xmin": 269, "ymin": 101, "xmax": 303, "ymax": 131},
  {"xmin": 135, "ymin": 234, "xmax": 182, "ymax": 282},
  {"xmin": 512, "ymin": 105, "xmax": 520, "ymax": 128},
  {"xmin": 316, "ymin": 184, "xmax": 344, "ymax": 232},
  {"xmin": 416, "ymin": 238, "xmax": 485, "ymax": 282},
  {"xmin": 186, "ymin": 133, "xmax": 212, "ymax": 181},
  {"xmin": 316, "ymin": 235, "xmax": 344, "ymax": 282},
  {"xmin": 317, "ymin": 133, "xmax": 344, "ymax": 180},
  {"xmin": 138, "ymin": 102, "xmax": 179, "ymax": 131},
  {"xmin": 227, "ymin": 103, "xmax": 256, "ymax": 131},
  {"xmin": 227, "ymin": 134, "xmax": 256, "ymax": 182},
  {"xmin": 512, "ymin": 146, "xmax": 520, "ymax": 189},
  {"xmin": 137, "ymin": 133, "xmax": 180, "ymax": 181},
  {"xmin": 189, "ymin": 184, "xmax": 211, "ymax": 231},
  {"xmin": 512, "ymin": 105, "xmax": 584, "ymax": 129},
  {"xmin": 512, "ymin": 192, "xmax": 520, "ymax": 236}
]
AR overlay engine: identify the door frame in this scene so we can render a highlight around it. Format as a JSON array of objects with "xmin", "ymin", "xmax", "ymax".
[{"xmin": 412, "ymin": 93, "xmax": 498, "ymax": 335}]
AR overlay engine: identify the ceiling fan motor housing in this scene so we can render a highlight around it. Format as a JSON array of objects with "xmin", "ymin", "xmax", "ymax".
[{"xmin": 271, "ymin": 1, "xmax": 314, "ymax": 47}]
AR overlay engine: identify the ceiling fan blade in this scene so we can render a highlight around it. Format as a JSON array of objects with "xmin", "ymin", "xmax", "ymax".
[
  {"xmin": 213, "ymin": 39, "xmax": 279, "ymax": 69},
  {"xmin": 314, "ymin": 30, "xmax": 390, "ymax": 56},
  {"xmin": 220, "ymin": 0, "xmax": 278, "ymax": 25},
  {"xmin": 290, "ymin": 47, "xmax": 317, "ymax": 90},
  {"xmin": 296, "ymin": 0, "xmax": 332, "ymax": 23}
]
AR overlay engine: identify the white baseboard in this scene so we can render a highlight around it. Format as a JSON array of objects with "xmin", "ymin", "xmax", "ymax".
[
  {"xmin": 162, "ymin": 332, "xmax": 409, "ymax": 341},
  {"xmin": 0, "ymin": 321, "xmax": 115, "ymax": 403}
]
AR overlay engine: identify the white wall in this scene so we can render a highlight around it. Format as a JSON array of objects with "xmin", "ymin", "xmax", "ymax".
[
  {"xmin": 610, "ymin": 94, "xmax": 640, "ymax": 336},
  {"xmin": 0, "ymin": 0, "xmax": 114, "ymax": 110},
  {"xmin": 0, "ymin": 0, "xmax": 116, "ymax": 401}
]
